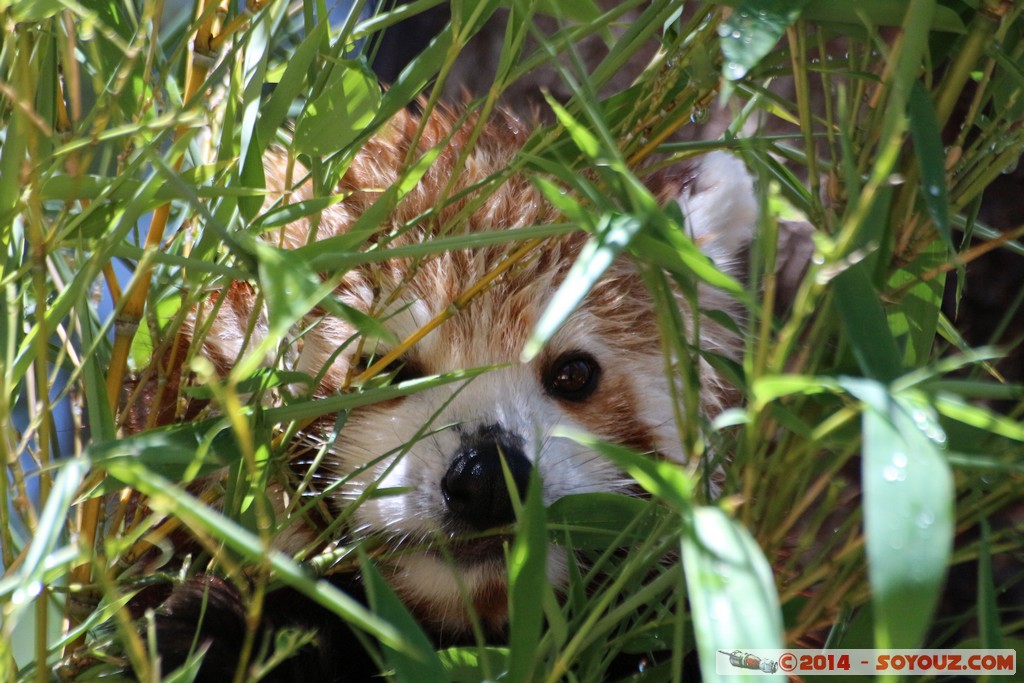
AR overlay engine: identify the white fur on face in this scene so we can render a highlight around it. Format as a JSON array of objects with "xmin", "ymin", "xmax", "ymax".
[{"xmin": 319, "ymin": 295, "xmax": 672, "ymax": 633}]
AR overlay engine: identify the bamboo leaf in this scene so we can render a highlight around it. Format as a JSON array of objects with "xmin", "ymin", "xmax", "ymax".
[
  {"xmin": 293, "ymin": 60, "xmax": 381, "ymax": 156},
  {"xmin": 254, "ymin": 241, "xmax": 327, "ymax": 335},
  {"xmin": 256, "ymin": 21, "xmax": 331, "ymax": 147},
  {"xmin": 887, "ymin": 241, "xmax": 946, "ymax": 367},
  {"xmin": 523, "ymin": 213, "xmax": 643, "ymax": 361},
  {"xmin": 547, "ymin": 493, "xmax": 667, "ymax": 549},
  {"xmin": 833, "ymin": 266, "xmax": 903, "ymax": 383},
  {"xmin": 682, "ymin": 507, "xmax": 785, "ymax": 682},
  {"xmin": 975, "ymin": 519, "xmax": 1004, "ymax": 649},
  {"xmin": 801, "ymin": 0, "xmax": 965, "ymax": 33},
  {"xmin": 842, "ymin": 378, "xmax": 954, "ymax": 649},
  {"xmin": 507, "ymin": 471, "xmax": 548, "ymax": 683},
  {"xmin": 8, "ymin": 459, "xmax": 88, "ymax": 625},
  {"xmin": 362, "ymin": 560, "xmax": 448, "ymax": 683},
  {"xmin": 238, "ymin": 6, "xmax": 272, "ymax": 221},
  {"xmin": 719, "ymin": 0, "xmax": 811, "ymax": 81},
  {"xmin": 556, "ymin": 428, "xmax": 693, "ymax": 511},
  {"xmin": 506, "ymin": 0, "xmax": 601, "ymax": 21},
  {"xmin": 908, "ymin": 81, "xmax": 952, "ymax": 248}
]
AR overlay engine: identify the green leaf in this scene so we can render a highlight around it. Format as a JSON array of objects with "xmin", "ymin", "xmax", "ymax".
[
  {"xmin": 88, "ymin": 419, "xmax": 237, "ymax": 485},
  {"xmin": 298, "ymin": 223, "xmax": 577, "ymax": 273},
  {"xmin": 238, "ymin": 139, "xmax": 267, "ymax": 223},
  {"xmin": 833, "ymin": 265, "xmax": 903, "ymax": 383},
  {"xmin": 252, "ymin": 194, "xmax": 349, "ymax": 233},
  {"xmin": 841, "ymin": 378, "xmax": 954, "ymax": 649},
  {"xmin": 682, "ymin": 507, "xmax": 785, "ymax": 682},
  {"xmin": 908, "ymin": 81, "xmax": 952, "ymax": 248},
  {"xmin": 988, "ymin": 39, "xmax": 1024, "ymax": 122},
  {"xmin": 9, "ymin": 0, "xmax": 63, "ymax": 22},
  {"xmin": 751, "ymin": 374, "xmax": 842, "ymax": 408},
  {"xmin": 556, "ymin": 428, "xmax": 693, "ymax": 511},
  {"xmin": 256, "ymin": 21, "xmax": 331, "ymax": 147},
  {"xmin": 438, "ymin": 646, "xmax": 509, "ymax": 680},
  {"xmin": 975, "ymin": 519, "xmax": 1004, "ymax": 649},
  {"xmin": 547, "ymin": 493, "xmax": 667, "ymax": 549},
  {"xmin": 507, "ymin": 471, "xmax": 548, "ymax": 683},
  {"xmin": 630, "ymin": 232, "xmax": 745, "ymax": 295},
  {"xmin": 297, "ymin": 142, "xmax": 442, "ymax": 255},
  {"xmin": 543, "ymin": 91, "xmax": 604, "ymax": 161},
  {"xmin": 236, "ymin": 4, "xmax": 274, "ymax": 223},
  {"xmin": 931, "ymin": 394, "xmax": 1024, "ymax": 442},
  {"xmin": 130, "ymin": 293, "xmax": 182, "ymax": 371},
  {"xmin": 293, "ymin": 60, "xmax": 381, "ymax": 156},
  {"xmin": 74, "ymin": 295, "xmax": 116, "ymax": 443},
  {"xmin": 800, "ymin": 0, "xmax": 965, "ymax": 33},
  {"xmin": 262, "ymin": 365, "xmax": 496, "ymax": 425},
  {"xmin": 254, "ymin": 241, "xmax": 325, "ymax": 334},
  {"xmin": 9, "ymin": 458, "xmax": 88, "ymax": 625},
  {"xmin": 719, "ymin": 0, "xmax": 811, "ymax": 81},
  {"xmin": 523, "ymin": 213, "xmax": 643, "ymax": 361},
  {"xmin": 183, "ymin": 368, "xmax": 314, "ymax": 399},
  {"xmin": 362, "ymin": 560, "xmax": 448, "ymax": 683},
  {"xmin": 887, "ymin": 240, "xmax": 945, "ymax": 366}
]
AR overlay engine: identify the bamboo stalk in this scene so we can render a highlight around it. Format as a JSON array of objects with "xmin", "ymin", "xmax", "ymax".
[
  {"xmin": 64, "ymin": 0, "xmax": 229, "ymax": 653},
  {"xmin": 21, "ymin": 32, "xmax": 55, "ymax": 683}
]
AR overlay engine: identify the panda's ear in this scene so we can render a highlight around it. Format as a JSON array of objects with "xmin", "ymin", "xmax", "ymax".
[{"xmin": 674, "ymin": 151, "xmax": 757, "ymax": 273}]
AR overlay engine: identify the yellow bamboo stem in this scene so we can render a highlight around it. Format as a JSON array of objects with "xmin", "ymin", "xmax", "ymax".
[
  {"xmin": 64, "ymin": 0, "xmax": 227, "ymax": 652},
  {"xmin": 352, "ymin": 237, "xmax": 548, "ymax": 386}
]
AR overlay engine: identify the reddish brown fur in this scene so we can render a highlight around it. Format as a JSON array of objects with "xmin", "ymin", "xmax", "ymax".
[{"xmin": 164, "ymin": 104, "xmax": 749, "ymax": 643}]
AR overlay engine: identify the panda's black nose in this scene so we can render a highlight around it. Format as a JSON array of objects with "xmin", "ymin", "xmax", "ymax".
[{"xmin": 441, "ymin": 426, "xmax": 532, "ymax": 531}]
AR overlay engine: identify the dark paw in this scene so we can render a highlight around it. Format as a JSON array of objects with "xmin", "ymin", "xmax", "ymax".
[{"xmin": 136, "ymin": 574, "xmax": 376, "ymax": 683}]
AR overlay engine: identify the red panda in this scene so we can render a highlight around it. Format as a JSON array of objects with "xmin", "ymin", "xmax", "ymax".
[{"xmin": 132, "ymin": 105, "xmax": 755, "ymax": 680}]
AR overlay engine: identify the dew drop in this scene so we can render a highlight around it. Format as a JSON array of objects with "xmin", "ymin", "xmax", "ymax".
[
  {"xmin": 1002, "ymin": 157, "xmax": 1019, "ymax": 175},
  {"xmin": 724, "ymin": 62, "xmax": 747, "ymax": 80},
  {"xmin": 917, "ymin": 510, "xmax": 935, "ymax": 528}
]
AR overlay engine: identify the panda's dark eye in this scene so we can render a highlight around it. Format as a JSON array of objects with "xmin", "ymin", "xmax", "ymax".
[{"xmin": 544, "ymin": 352, "xmax": 601, "ymax": 402}]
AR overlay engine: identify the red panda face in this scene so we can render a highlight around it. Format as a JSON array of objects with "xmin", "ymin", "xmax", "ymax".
[
  {"xmin": 313, "ymin": 251, "xmax": 686, "ymax": 634},
  {"xmin": 191, "ymin": 106, "xmax": 753, "ymax": 637}
]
